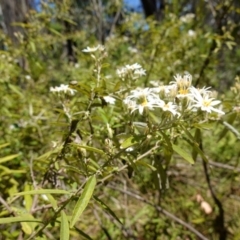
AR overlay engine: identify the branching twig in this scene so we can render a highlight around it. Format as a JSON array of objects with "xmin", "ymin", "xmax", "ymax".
[
  {"xmin": 109, "ymin": 6, "xmax": 122, "ymax": 36},
  {"xmin": 195, "ymin": 1, "xmax": 233, "ymax": 87},
  {"xmin": 107, "ymin": 185, "xmax": 209, "ymax": 240},
  {"xmin": 0, "ymin": 195, "xmax": 15, "ymax": 216},
  {"xmin": 199, "ymin": 139, "xmax": 227, "ymax": 240},
  {"xmin": 94, "ymin": 204, "xmax": 136, "ymax": 239},
  {"xmin": 27, "ymin": 178, "xmax": 88, "ymax": 240},
  {"xmin": 209, "ymin": 160, "xmax": 240, "ymax": 172},
  {"xmin": 100, "ymin": 143, "xmax": 160, "ymax": 184}
]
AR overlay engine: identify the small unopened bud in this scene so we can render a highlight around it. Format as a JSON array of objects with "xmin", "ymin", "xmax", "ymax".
[{"xmin": 107, "ymin": 123, "xmax": 113, "ymax": 138}]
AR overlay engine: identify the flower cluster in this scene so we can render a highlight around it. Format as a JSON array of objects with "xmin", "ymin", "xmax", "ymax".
[
  {"xmin": 117, "ymin": 63, "xmax": 146, "ymax": 80},
  {"xmin": 123, "ymin": 73, "xmax": 225, "ymax": 116},
  {"xmin": 123, "ymin": 88, "xmax": 180, "ymax": 116},
  {"xmin": 82, "ymin": 45, "xmax": 105, "ymax": 53},
  {"xmin": 50, "ymin": 84, "xmax": 76, "ymax": 95},
  {"xmin": 180, "ymin": 13, "xmax": 195, "ymax": 23},
  {"xmin": 49, "ymin": 46, "xmax": 225, "ymax": 120}
]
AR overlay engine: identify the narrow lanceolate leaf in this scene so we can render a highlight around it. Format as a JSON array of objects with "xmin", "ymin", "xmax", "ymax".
[
  {"xmin": 135, "ymin": 160, "xmax": 157, "ymax": 171},
  {"xmin": 19, "ymin": 213, "xmax": 37, "ymax": 235},
  {"xmin": 172, "ymin": 144, "xmax": 194, "ymax": 164},
  {"xmin": 0, "ymin": 154, "xmax": 20, "ymax": 164},
  {"xmin": 72, "ymin": 144, "xmax": 106, "ymax": 155},
  {"xmin": 120, "ymin": 136, "xmax": 138, "ymax": 149},
  {"xmin": 192, "ymin": 129, "xmax": 201, "ymax": 161},
  {"xmin": 14, "ymin": 189, "xmax": 70, "ymax": 196},
  {"xmin": 0, "ymin": 143, "xmax": 10, "ymax": 149},
  {"xmin": 70, "ymin": 175, "xmax": 97, "ymax": 228},
  {"xmin": 0, "ymin": 217, "xmax": 41, "ymax": 224},
  {"xmin": 60, "ymin": 211, "xmax": 69, "ymax": 240}
]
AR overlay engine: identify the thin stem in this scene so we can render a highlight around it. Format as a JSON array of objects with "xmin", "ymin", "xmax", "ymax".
[
  {"xmin": 199, "ymin": 138, "xmax": 227, "ymax": 240},
  {"xmin": 108, "ymin": 185, "xmax": 209, "ymax": 240},
  {"xmin": 27, "ymin": 178, "xmax": 88, "ymax": 240},
  {"xmin": 100, "ymin": 143, "xmax": 160, "ymax": 184},
  {"xmin": 0, "ymin": 195, "xmax": 15, "ymax": 215}
]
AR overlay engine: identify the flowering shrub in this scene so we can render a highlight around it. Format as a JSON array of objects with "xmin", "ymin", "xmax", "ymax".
[
  {"xmin": 35, "ymin": 45, "xmax": 228, "ymax": 238},
  {"xmin": 0, "ymin": 2, "xmax": 239, "ymax": 239}
]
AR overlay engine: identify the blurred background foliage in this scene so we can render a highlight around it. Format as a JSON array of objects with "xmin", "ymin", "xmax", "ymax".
[{"xmin": 0, "ymin": 0, "xmax": 240, "ymax": 239}]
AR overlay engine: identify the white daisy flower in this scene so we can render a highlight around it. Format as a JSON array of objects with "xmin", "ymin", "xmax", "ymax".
[
  {"xmin": 134, "ymin": 68, "xmax": 146, "ymax": 77},
  {"xmin": 188, "ymin": 30, "xmax": 196, "ymax": 37},
  {"xmin": 190, "ymin": 87, "xmax": 225, "ymax": 114},
  {"xmin": 82, "ymin": 45, "xmax": 105, "ymax": 53},
  {"xmin": 103, "ymin": 96, "xmax": 116, "ymax": 105},
  {"xmin": 171, "ymin": 73, "xmax": 192, "ymax": 99},
  {"xmin": 116, "ymin": 68, "xmax": 127, "ymax": 78},
  {"xmin": 197, "ymin": 86, "xmax": 212, "ymax": 95},
  {"xmin": 180, "ymin": 13, "xmax": 195, "ymax": 23},
  {"xmin": 117, "ymin": 63, "xmax": 146, "ymax": 79},
  {"xmin": 172, "ymin": 73, "xmax": 192, "ymax": 89},
  {"xmin": 124, "ymin": 88, "xmax": 163, "ymax": 115},
  {"xmin": 158, "ymin": 101, "xmax": 180, "ymax": 116},
  {"xmin": 129, "ymin": 63, "xmax": 142, "ymax": 70}
]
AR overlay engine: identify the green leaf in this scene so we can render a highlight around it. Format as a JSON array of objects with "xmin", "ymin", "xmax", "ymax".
[
  {"xmin": 72, "ymin": 144, "xmax": 106, "ymax": 155},
  {"xmin": 101, "ymin": 63, "xmax": 110, "ymax": 68},
  {"xmin": 180, "ymin": 125, "xmax": 208, "ymax": 162},
  {"xmin": 62, "ymin": 165, "xmax": 84, "ymax": 175},
  {"xmin": 24, "ymin": 184, "xmax": 33, "ymax": 212},
  {"xmin": 152, "ymin": 159, "xmax": 169, "ymax": 190},
  {"xmin": 49, "ymin": 121, "xmax": 69, "ymax": 127},
  {"xmin": 60, "ymin": 211, "xmax": 69, "ymax": 240},
  {"xmin": 36, "ymin": 146, "xmax": 62, "ymax": 161},
  {"xmin": 30, "ymin": 41, "xmax": 36, "ymax": 53},
  {"xmin": 0, "ymin": 217, "xmax": 41, "ymax": 224},
  {"xmin": 135, "ymin": 160, "xmax": 156, "ymax": 171},
  {"xmin": 70, "ymin": 175, "xmax": 97, "ymax": 228},
  {"xmin": 8, "ymin": 84, "xmax": 24, "ymax": 98},
  {"xmin": 21, "ymin": 221, "xmax": 33, "ymax": 235},
  {"xmin": 160, "ymin": 131, "xmax": 172, "ymax": 151},
  {"xmin": 19, "ymin": 213, "xmax": 37, "ymax": 235},
  {"xmin": 14, "ymin": 189, "xmax": 70, "ymax": 196},
  {"xmin": 172, "ymin": 144, "xmax": 194, "ymax": 164},
  {"xmin": 74, "ymin": 228, "xmax": 93, "ymax": 240},
  {"xmin": 113, "ymin": 81, "xmax": 121, "ymax": 92},
  {"xmin": 120, "ymin": 136, "xmax": 138, "ymax": 149},
  {"xmin": 0, "ymin": 154, "xmax": 20, "ymax": 164},
  {"xmin": 0, "ymin": 143, "xmax": 10, "ymax": 149},
  {"xmin": 192, "ymin": 129, "xmax": 201, "ymax": 161},
  {"xmin": 191, "ymin": 218, "xmax": 205, "ymax": 224},
  {"xmin": 0, "ymin": 165, "xmax": 25, "ymax": 175},
  {"xmin": 193, "ymin": 122, "xmax": 214, "ymax": 130},
  {"xmin": 47, "ymin": 27, "xmax": 62, "ymax": 36},
  {"xmin": 44, "ymin": 194, "xmax": 58, "ymax": 209}
]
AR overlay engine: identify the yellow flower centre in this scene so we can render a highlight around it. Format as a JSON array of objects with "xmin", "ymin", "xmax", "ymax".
[
  {"xmin": 141, "ymin": 96, "xmax": 148, "ymax": 106},
  {"xmin": 178, "ymin": 88, "xmax": 189, "ymax": 95},
  {"xmin": 203, "ymin": 100, "xmax": 211, "ymax": 107}
]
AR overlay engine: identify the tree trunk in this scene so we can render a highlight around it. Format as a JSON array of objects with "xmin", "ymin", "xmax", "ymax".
[
  {"xmin": 140, "ymin": 0, "xmax": 164, "ymax": 20},
  {"xmin": 0, "ymin": 0, "xmax": 33, "ymax": 43}
]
